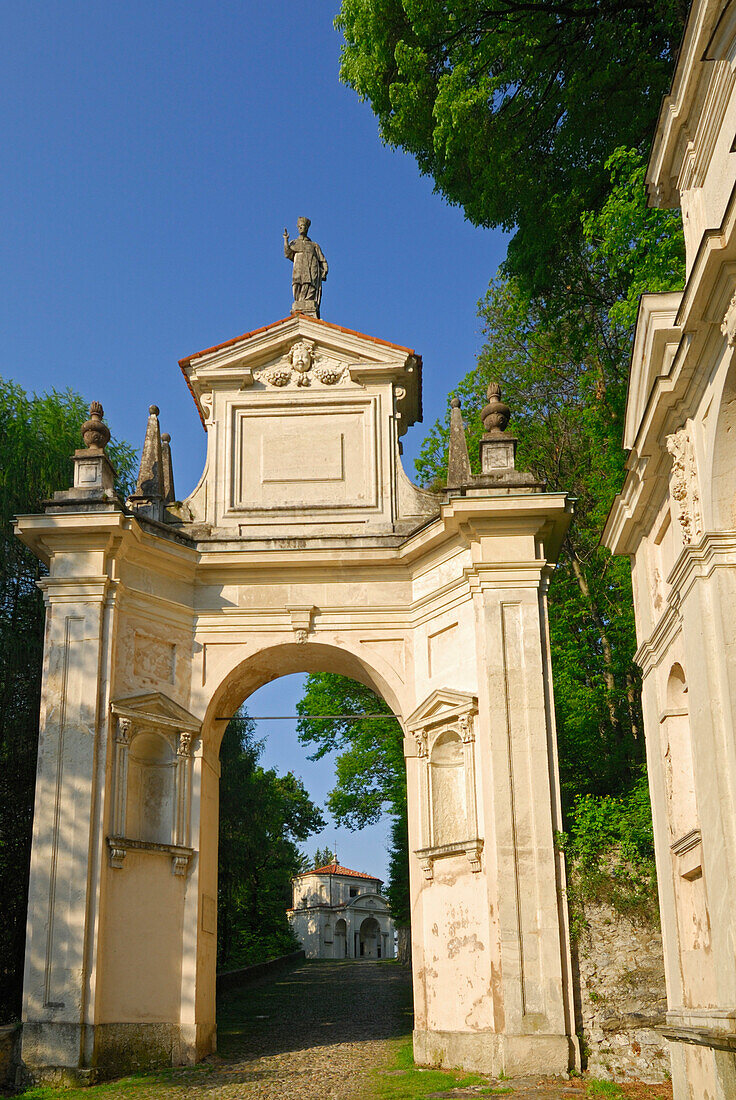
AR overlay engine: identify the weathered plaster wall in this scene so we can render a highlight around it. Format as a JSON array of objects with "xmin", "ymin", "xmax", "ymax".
[{"xmin": 575, "ymin": 901, "xmax": 669, "ymax": 1083}]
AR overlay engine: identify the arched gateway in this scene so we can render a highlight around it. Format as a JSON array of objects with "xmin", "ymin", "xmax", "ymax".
[{"xmin": 15, "ymin": 310, "xmax": 577, "ymax": 1080}]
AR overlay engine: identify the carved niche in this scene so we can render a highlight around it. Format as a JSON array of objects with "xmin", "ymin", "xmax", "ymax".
[
  {"xmin": 107, "ymin": 692, "xmax": 201, "ymax": 875},
  {"xmin": 405, "ymin": 689, "xmax": 482, "ymax": 881}
]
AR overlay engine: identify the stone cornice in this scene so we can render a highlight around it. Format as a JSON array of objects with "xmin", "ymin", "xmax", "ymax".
[
  {"xmin": 633, "ymin": 532, "xmax": 736, "ymax": 672},
  {"xmin": 634, "ymin": 596, "xmax": 682, "ymax": 677},
  {"xmin": 647, "ymin": 0, "xmax": 724, "ymax": 208},
  {"xmin": 667, "ymin": 530, "xmax": 736, "ymax": 600}
]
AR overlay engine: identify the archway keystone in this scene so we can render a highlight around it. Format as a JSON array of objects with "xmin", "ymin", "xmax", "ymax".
[{"xmin": 15, "ymin": 313, "xmax": 577, "ymax": 1079}]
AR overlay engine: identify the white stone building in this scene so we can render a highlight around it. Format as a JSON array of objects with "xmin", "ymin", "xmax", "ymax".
[
  {"xmin": 287, "ymin": 862, "xmax": 395, "ymax": 960},
  {"xmin": 603, "ymin": 1, "xmax": 736, "ymax": 1094}
]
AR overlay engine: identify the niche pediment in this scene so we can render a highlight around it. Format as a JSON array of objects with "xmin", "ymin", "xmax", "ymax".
[
  {"xmin": 405, "ymin": 688, "xmax": 478, "ymax": 734},
  {"xmin": 110, "ymin": 692, "xmax": 201, "ymax": 733}
]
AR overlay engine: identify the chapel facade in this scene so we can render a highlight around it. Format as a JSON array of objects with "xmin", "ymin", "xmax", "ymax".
[
  {"xmin": 603, "ymin": 1, "xmax": 736, "ymax": 1096},
  {"xmin": 287, "ymin": 862, "xmax": 395, "ymax": 959}
]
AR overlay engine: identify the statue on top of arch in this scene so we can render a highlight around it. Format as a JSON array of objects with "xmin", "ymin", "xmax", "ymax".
[{"xmin": 283, "ymin": 217, "xmax": 328, "ymax": 318}]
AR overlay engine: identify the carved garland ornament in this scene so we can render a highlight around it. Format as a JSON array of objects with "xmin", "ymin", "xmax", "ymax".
[
  {"xmin": 260, "ymin": 340, "xmax": 347, "ymax": 388},
  {"xmin": 666, "ymin": 427, "xmax": 703, "ymax": 545}
]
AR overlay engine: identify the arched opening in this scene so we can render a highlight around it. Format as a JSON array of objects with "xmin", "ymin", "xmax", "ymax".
[
  {"xmin": 334, "ymin": 918, "xmax": 347, "ymax": 958},
  {"xmin": 359, "ymin": 916, "xmax": 380, "ymax": 958},
  {"xmin": 200, "ymin": 641, "xmax": 407, "ymax": 1046}
]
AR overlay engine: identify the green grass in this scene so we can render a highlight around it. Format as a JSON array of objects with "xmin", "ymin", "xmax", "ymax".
[
  {"xmin": 366, "ymin": 1036, "xmax": 509, "ymax": 1099},
  {"xmin": 585, "ymin": 1082, "xmax": 627, "ymax": 1099},
  {"xmin": 8, "ymin": 1063, "xmax": 215, "ymax": 1100}
]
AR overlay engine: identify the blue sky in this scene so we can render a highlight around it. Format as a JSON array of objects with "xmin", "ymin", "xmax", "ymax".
[{"xmin": 3, "ymin": 1, "xmax": 508, "ymax": 880}]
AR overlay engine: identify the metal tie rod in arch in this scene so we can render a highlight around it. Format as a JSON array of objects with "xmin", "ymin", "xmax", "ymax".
[{"xmin": 215, "ymin": 713, "xmax": 401, "ymax": 721}]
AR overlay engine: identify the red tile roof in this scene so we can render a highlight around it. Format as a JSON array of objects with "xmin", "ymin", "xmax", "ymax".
[
  {"xmin": 304, "ymin": 862, "xmax": 382, "ymax": 881},
  {"xmin": 178, "ymin": 314, "xmax": 418, "ymax": 369}
]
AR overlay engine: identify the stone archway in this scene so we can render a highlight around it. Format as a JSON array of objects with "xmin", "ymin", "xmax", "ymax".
[
  {"xmin": 359, "ymin": 917, "xmax": 380, "ymax": 959},
  {"xmin": 334, "ymin": 918, "xmax": 347, "ymax": 959},
  {"xmin": 16, "ymin": 312, "xmax": 577, "ymax": 1080}
]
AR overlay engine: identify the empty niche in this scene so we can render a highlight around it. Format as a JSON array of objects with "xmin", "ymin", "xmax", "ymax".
[
  {"xmin": 430, "ymin": 730, "xmax": 467, "ymax": 846},
  {"xmin": 126, "ymin": 731, "xmax": 176, "ymax": 845},
  {"xmin": 662, "ymin": 663, "xmax": 698, "ymax": 844}
]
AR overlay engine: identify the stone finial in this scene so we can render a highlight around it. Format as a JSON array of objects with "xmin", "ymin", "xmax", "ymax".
[
  {"xmin": 446, "ymin": 397, "xmax": 472, "ymax": 488},
  {"xmin": 134, "ymin": 405, "xmax": 164, "ymax": 501},
  {"xmin": 161, "ymin": 432, "xmax": 176, "ymax": 504},
  {"xmin": 81, "ymin": 401, "xmax": 111, "ymax": 451},
  {"xmin": 481, "ymin": 383, "xmax": 511, "ymax": 434}
]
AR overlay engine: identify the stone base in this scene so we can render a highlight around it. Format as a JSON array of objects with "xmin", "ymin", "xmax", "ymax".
[
  {"xmin": 413, "ymin": 1028, "xmax": 576, "ymax": 1077},
  {"xmin": 21, "ymin": 1020, "xmax": 196, "ymax": 1081},
  {"xmin": 291, "ymin": 299, "xmax": 319, "ymax": 318}
]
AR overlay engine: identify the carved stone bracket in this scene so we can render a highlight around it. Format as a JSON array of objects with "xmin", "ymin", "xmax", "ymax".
[
  {"xmin": 666, "ymin": 427, "xmax": 703, "ymax": 545},
  {"xmin": 287, "ymin": 605, "xmax": 316, "ymax": 644}
]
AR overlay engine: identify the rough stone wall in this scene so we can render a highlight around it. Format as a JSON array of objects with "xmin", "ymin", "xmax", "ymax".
[{"xmin": 574, "ymin": 899, "xmax": 670, "ymax": 1083}]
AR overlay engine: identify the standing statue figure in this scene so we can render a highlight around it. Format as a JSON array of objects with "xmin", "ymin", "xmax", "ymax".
[{"xmin": 283, "ymin": 217, "xmax": 328, "ymax": 318}]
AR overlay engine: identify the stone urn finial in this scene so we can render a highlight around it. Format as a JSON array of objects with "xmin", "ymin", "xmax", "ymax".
[
  {"xmin": 481, "ymin": 382, "xmax": 510, "ymax": 434},
  {"xmin": 81, "ymin": 401, "xmax": 111, "ymax": 451}
]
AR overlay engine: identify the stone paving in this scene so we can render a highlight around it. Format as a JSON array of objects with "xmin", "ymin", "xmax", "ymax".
[{"xmin": 18, "ymin": 961, "xmax": 673, "ymax": 1099}]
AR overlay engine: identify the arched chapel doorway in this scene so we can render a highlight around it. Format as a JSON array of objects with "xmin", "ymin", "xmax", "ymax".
[
  {"xmin": 16, "ymin": 311, "xmax": 577, "ymax": 1080},
  {"xmin": 334, "ymin": 919, "xmax": 347, "ymax": 959},
  {"xmin": 360, "ymin": 917, "xmax": 380, "ymax": 958}
]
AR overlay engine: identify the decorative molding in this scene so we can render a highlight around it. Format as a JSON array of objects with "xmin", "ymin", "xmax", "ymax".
[
  {"xmin": 670, "ymin": 828, "xmax": 702, "ymax": 856},
  {"xmin": 106, "ymin": 836, "xmax": 194, "ymax": 876},
  {"xmin": 312, "ymin": 360, "xmax": 347, "ymax": 385},
  {"xmin": 666, "ymin": 427, "xmax": 703, "ymax": 545},
  {"xmin": 415, "ymin": 838, "xmax": 484, "ymax": 880}
]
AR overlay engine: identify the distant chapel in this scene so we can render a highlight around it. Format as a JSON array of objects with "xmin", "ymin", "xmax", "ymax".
[{"xmin": 287, "ymin": 862, "xmax": 395, "ymax": 960}]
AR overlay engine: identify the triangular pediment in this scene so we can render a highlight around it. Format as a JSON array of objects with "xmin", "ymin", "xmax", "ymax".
[
  {"xmin": 405, "ymin": 688, "xmax": 478, "ymax": 733},
  {"xmin": 179, "ymin": 314, "xmax": 421, "ymax": 429},
  {"xmin": 110, "ymin": 692, "xmax": 201, "ymax": 732}
]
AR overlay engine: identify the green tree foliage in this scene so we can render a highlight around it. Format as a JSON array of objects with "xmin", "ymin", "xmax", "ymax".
[
  {"xmin": 296, "ymin": 674, "xmax": 409, "ymax": 924},
  {"xmin": 0, "ymin": 380, "xmax": 136, "ymax": 1022},
  {"xmin": 336, "ymin": 0, "xmax": 685, "ymax": 290},
  {"xmin": 311, "ymin": 846, "xmax": 338, "ymax": 868},
  {"xmin": 582, "ymin": 147, "xmax": 686, "ymax": 329},
  {"xmin": 217, "ymin": 714, "xmax": 325, "ymax": 969},
  {"xmin": 416, "ymin": 150, "xmax": 685, "ymax": 810},
  {"xmin": 559, "ymin": 772, "xmax": 659, "ymax": 933}
]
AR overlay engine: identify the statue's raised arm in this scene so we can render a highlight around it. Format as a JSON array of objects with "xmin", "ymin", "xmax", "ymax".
[{"xmin": 283, "ymin": 217, "xmax": 328, "ymax": 319}]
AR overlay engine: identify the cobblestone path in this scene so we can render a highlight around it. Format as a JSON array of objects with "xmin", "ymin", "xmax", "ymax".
[
  {"xmin": 211, "ymin": 958, "xmax": 413, "ymax": 1098},
  {"xmin": 21, "ymin": 961, "xmax": 673, "ymax": 1100}
]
